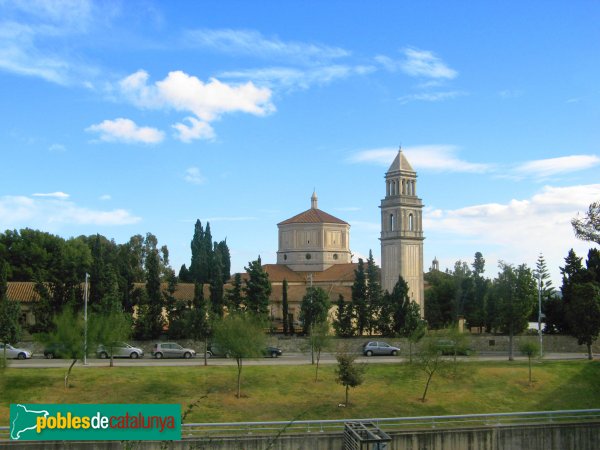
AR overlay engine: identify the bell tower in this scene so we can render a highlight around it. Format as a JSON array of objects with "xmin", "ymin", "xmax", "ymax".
[{"xmin": 380, "ymin": 147, "xmax": 425, "ymax": 310}]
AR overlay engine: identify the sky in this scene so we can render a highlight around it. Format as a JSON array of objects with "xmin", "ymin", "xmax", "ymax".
[{"xmin": 1, "ymin": 0, "xmax": 599, "ymax": 287}]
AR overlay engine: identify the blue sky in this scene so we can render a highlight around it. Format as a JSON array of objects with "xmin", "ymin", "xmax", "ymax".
[{"xmin": 1, "ymin": 0, "xmax": 599, "ymax": 286}]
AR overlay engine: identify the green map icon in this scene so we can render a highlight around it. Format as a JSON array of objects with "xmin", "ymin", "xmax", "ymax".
[{"xmin": 10, "ymin": 404, "xmax": 49, "ymax": 440}]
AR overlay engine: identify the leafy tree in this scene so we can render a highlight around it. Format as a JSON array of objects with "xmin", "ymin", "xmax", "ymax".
[
  {"xmin": 406, "ymin": 317, "xmax": 427, "ymax": 364},
  {"xmin": 189, "ymin": 282, "xmax": 210, "ymax": 365},
  {"xmin": 38, "ymin": 308, "xmax": 85, "ymax": 389},
  {"xmin": 212, "ymin": 313, "xmax": 267, "ymax": 398},
  {"xmin": 365, "ymin": 250, "xmax": 382, "ymax": 335},
  {"xmin": 572, "ymin": 200, "xmax": 600, "ymax": 245},
  {"xmin": 282, "ymin": 279, "xmax": 289, "ymax": 335},
  {"xmin": 299, "ymin": 287, "xmax": 330, "ymax": 335},
  {"xmin": 243, "ymin": 256, "xmax": 272, "ymax": 317},
  {"xmin": 225, "ymin": 273, "xmax": 244, "ymax": 313},
  {"xmin": 335, "ymin": 348, "xmax": 365, "ymax": 407},
  {"xmin": 490, "ymin": 263, "xmax": 536, "ymax": 360},
  {"xmin": 416, "ymin": 336, "xmax": 445, "ymax": 402},
  {"xmin": 351, "ymin": 258, "xmax": 368, "ymax": 335},
  {"xmin": 0, "ymin": 259, "xmax": 21, "ymax": 367},
  {"xmin": 333, "ymin": 294, "xmax": 354, "ymax": 337},
  {"xmin": 519, "ymin": 340, "xmax": 540, "ymax": 384},
  {"xmin": 424, "ymin": 270, "xmax": 455, "ymax": 329},
  {"xmin": 90, "ymin": 310, "xmax": 132, "ymax": 367},
  {"xmin": 565, "ymin": 282, "xmax": 600, "ymax": 360}
]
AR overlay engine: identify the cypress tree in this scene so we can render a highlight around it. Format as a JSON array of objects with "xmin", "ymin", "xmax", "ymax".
[
  {"xmin": 244, "ymin": 256, "xmax": 272, "ymax": 317},
  {"xmin": 282, "ymin": 279, "xmax": 289, "ymax": 335},
  {"xmin": 351, "ymin": 258, "xmax": 367, "ymax": 335}
]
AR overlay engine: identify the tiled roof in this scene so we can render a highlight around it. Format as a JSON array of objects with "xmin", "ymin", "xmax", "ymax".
[
  {"xmin": 278, "ymin": 208, "xmax": 348, "ymax": 225},
  {"xmin": 6, "ymin": 282, "xmax": 42, "ymax": 303}
]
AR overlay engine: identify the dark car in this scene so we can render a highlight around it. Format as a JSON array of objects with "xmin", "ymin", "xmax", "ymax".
[
  {"xmin": 43, "ymin": 343, "xmax": 69, "ymax": 359},
  {"xmin": 362, "ymin": 341, "xmax": 400, "ymax": 356},
  {"xmin": 264, "ymin": 346, "xmax": 282, "ymax": 358},
  {"xmin": 205, "ymin": 344, "xmax": 229, "ymax": 359}
]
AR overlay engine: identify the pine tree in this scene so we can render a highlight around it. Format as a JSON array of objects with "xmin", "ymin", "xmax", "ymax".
[
  {"xmin": 299, "ymin": 287, "xmax": 330, "ymax": 335},
  {"xmin": 178, "ymin": 264, "xmax": 192, "ymax": 283},
  {"xmin": 209, "ymin": 244, "xmax": 224, "ymax": 317},
  {"xmin": 244, "ymin": 256, "xmax": 272, "ymax": 317},
  {"xmin": 216, "ymin": 240, "xmax": 231, "ymax": 283},
  {"xmin": 189, "ymin": 220, "xmax": 205, "ymax": 283},
  {"xmin": 351, "ymin": 258, "xmax": 368, "ymax": 335}
]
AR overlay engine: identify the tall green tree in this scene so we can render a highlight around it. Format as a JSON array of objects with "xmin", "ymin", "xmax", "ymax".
[
  {"xmin": 572, "ymin": 200, "xmax": 600, "ymax": 245},
  {"xmin": 225, "ymin": 273, "xmax": 244, "ymax": 313},
  {"xmin": 424, "ymin": 270, "xmax": 455, "ymax": 329},
  {"xmin": 282, "ymin": 279, "xmax": 289, "ymax": 335},
  {"xmin": 490, "ymin": 262, "xmax": 536, "ymax": 360},
  {"xmin": 351, "ymin": 258, "xmax": 368, "ymax": 335},
  {"xmin": 209, "ymin": 244, "xmax": 225, "ymax": 317},
  {"xmin": 243, "ymin": 256, "xmax": 272, "ymax": 317},
  {"xmin": 365, "ymin": 250, "xmax": 382, "ymax": 335},
  {"xmin": 299, "ymin": 287, "xmax": 330, "ymax": 335},
  {"xmin": 134, "ymin": 248, "xmax": 165, "ymax": 339},
  {"xmin": 378, "ymin": 276, "xmax": 410, "ymax": 337},
  {"xmin": 565, "ymin": 282, "xmax": 600, "ymax": 360},
  {"xmin": 467, "ymin": 252, "xmax": 488, "ymax": 331},
  {"xmin": 333, "ymin": 294, "xmax": 354, "ymax": 337},
  {"xmin": 215, "ymin": 239, "xmax": 231, "ymax": 283}
]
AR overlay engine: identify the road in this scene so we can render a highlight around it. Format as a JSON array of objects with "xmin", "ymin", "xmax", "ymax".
[{"xmin": 6, "ymin": 351, "xmax": 591, "ymax": 368}]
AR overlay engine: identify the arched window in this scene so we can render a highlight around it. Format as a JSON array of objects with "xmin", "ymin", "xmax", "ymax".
[
  {"xmin": 408, "ymin": 213, "xmax": 414, "ymax": 231},
  {"xmin": 390, "ymin": 213, "xmax": 395, "ymax": 231}
]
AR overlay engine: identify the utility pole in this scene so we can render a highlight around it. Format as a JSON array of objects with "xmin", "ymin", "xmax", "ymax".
[{"xmin": 538, "ymin": 272, "xmax": 543, "ymax": 358}]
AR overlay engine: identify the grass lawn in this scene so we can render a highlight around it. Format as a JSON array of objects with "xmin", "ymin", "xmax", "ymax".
[{"xmin": 1, "ymin": 360, "xmax": 599, "ymax": 425}]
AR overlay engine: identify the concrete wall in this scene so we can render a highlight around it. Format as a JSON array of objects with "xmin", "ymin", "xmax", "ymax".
[{"xmin": 1, "ymin": 422, "xmax": 599, "ymax": 449}]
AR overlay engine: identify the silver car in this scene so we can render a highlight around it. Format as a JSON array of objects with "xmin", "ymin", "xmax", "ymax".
[
  {"xmin": 363, "ymin": 341, "xmax": 400, "ymax": 356},
  {"xmin": 152, "ymin": 342, "xmax": 196, "ymax": 359},
  {"xmin": 0, "ymin": 343, "xmax": 32, "ymax": 360},
  {"xmin": 96, "ymin": 342, "xmax": 144, "ymax": 359}
]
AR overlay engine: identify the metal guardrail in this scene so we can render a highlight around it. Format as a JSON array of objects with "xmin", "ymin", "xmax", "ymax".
[
  {"xmin": 2, "ymin": 409, "xmax": 599, "ymax": 441},
  {"xmin": 178, "ymin": 409, "xmax": 600, "ymax": 438}
]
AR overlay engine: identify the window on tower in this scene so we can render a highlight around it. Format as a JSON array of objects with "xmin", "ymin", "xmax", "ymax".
[
  {"xmin": 390, "ymin": 213, "xmax": 395, "ymax": 231},
  {"xmin": 408, "ymin": 214, "xmax": 414, "ymax": 231}
]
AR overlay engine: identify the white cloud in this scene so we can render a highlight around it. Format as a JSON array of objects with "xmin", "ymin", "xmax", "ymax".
[
  {"xmin": 173, "ymin": 117, "xmax": 215, "ymax": 143},
  {"xmin": 515, "ymin": 155, "xmax": 600, "ymax": 178},
  {"xmin": 32, "ymin": 192, "xmax": 70, "ymax": 199},
  {"xmin": 348, "ymin": 145, "xmax": 492, "ymax": 173},
  {"xmin": 398, "ymin": 91, "xmax": 466, "ymax": 104},
  {"xmin": 220, "ymin": 64, "xmax": 375, "ymax": 91},
  {"xmin": 424, "ymin": 184, "xmax": 600, "ymax": 283},
  {"xmin": 0, "ymin": 194, "xmax": 141, "ymax": 230},
  {"xmin": 99, "ymin": 194, "xmax": 111, "ymax": 201},
  {"xmin": 118, "ymin": 70, "xmax": 274, "ymax": 141},
  {"xmin": 86, "ymin": 118, "xmax": 164, "ymax": 144},
  {"xmin": 48, "ymin": 143, "xmax": 66, "ymax": 152},
  {"xmin": 183, "ymin": 167, "xmax": 206, "ymax": 185},
  {"xmin": 377, "ymin": 48, "xmax": 457, "ymax": 79},
  {"xmin": 183, "ymin": 28, "xmax": 349, "ymax": 64}
]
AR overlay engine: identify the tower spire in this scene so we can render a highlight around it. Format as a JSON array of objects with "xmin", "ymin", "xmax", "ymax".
[{"xmin": 311, "ymin": 190, "xmax": 318, "ymax": 209}]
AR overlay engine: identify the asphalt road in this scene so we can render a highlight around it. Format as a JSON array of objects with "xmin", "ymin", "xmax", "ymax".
[{"xmin": 5, "ymin": 351, "xmax": 592, "ymax": 368}]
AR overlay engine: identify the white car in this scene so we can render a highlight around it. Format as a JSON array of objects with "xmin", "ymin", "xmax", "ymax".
[
  {"xmin": 0, "ymin": 343, "xmax": 32, "ymax": 360},
  {"xmin": 96, "ymin": 342, "xmax": 144, "ymax": 359}
]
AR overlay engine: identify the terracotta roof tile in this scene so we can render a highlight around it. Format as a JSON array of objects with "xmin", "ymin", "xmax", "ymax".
[
  {"xmin": 278, "ymin": 208, "xmax": 348, "ymax": 226},
  {"xmin": 6, "ymin": 282, "xmax": 41, "ymax": 303}
]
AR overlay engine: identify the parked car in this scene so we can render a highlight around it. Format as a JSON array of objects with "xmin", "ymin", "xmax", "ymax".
[
  {"xmin": 0, "ymin": 343, "xmax": 32, "ymax": 360},
  {"xmin": 43, "ymin": 343, "xmax": 69, "ymax": 359},
  {"xmin": 362, "ymin": 341, "xmax": 400, "ymax": 356},
  {"xmin": 264, "ymin": 346, "xmax": 283, "ymax": 358},
  {"xmin": 96, "ymin": 342, "xmax": 144, "ymax": 359},
  {"xmin": 436, "ymin": 339, "xmax": 472, "ymax": 356},
  {"xmin": 205, "ymin": 344, "xmax": 229, "ymax": 358},
  {"xmin": 152, "ymin": 342, "xmax": 196, "ymax": 359}
]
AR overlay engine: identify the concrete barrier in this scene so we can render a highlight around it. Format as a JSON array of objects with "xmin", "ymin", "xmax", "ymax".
[{"xmin": 2, "ymin": 421, "xmax": 599, "ymax": 449}]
